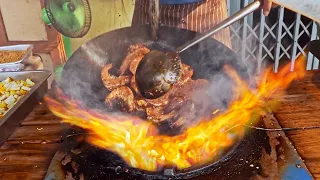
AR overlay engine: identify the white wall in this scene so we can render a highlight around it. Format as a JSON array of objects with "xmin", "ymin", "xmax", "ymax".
[{"xmin": 70, "ymin": 0, "xmax": 135, "ymax": 52}]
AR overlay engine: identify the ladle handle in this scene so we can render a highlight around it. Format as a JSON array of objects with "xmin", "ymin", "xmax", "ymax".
[
  {"xmin": 176, "ymin": 0, "xmax": 262, "ymax": 53},
  {"xmin": 149, "ymin": 0, "xmax": 160, "ymax": 40}
]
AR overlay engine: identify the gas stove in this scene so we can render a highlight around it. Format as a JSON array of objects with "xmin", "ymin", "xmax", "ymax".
[{"xmin": 44, "ymin": 112, "xmax": 313, "ymax": 180}]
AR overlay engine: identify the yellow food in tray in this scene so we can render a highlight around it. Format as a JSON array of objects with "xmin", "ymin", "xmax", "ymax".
[
  {"xmin": 0, "ymin": 77, "xmax": 35, "ymax": 118},
  {"xmin": 0, "ymin": 50, "xmax": 26, "ymax": 63}
]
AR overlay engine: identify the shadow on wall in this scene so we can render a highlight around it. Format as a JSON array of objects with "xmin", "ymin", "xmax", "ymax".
[{"xmin": 70, "ymin": 0, "xmax": 135, "ymax": 52}]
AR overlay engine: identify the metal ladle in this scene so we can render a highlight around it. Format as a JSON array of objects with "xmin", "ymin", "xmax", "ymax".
[
  {"xmin": 177, "ymin": 0, "xmax": 262, "ymax": 53},
  {"xmin": 136, "ymin": 0, "xmax": 262, "ymax": 99}
]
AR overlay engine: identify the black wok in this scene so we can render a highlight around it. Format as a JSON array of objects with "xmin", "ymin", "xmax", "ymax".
[
  {"xmin": 60, "ymin": 24, "xmax": 252, "ymax": 111},
  {"xmin": 57, "ymin": 25, "xmax": 268, "ymax": 179}
]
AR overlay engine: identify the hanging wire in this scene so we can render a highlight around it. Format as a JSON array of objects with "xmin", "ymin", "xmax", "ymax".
[{"xmin": 223, "ymin": 124, "xmax": 320, "ymax": 133}]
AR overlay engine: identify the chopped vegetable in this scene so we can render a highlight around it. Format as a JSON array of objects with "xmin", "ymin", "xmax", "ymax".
[
  {"xmin": 21, "ymin": 86, "xmax": 31, "ymax": 91},
  {"xmin": 0, "ymin": 77, "xmax": 35, "ymax": 118}
]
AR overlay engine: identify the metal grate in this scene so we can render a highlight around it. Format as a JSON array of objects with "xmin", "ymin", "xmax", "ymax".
[{"xmin": 226, "ymin": 0, "xmax": 319, "ymax": 73}]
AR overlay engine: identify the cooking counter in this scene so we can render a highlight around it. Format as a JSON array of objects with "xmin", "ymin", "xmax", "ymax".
[{"xmin": 0, "ymin": 72, "xmax": 320, "ymax": 180}]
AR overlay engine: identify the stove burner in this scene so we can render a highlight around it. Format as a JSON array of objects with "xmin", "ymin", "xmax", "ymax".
[
  {"xmin": 163, "ymin": 169, "xmax": 175, "ymax": 177},
  {"xmin": 45, "ymin": 126, "xmax": 268, "ymax": 180},
  {"xmin": 45, "ymin": 114, "xmax": 313, "ymax": 180}
]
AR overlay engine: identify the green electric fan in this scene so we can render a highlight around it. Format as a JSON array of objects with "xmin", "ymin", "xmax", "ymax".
[{"xmin": 41, "ymin": 0, "xmax": 92, "ymax": 38}]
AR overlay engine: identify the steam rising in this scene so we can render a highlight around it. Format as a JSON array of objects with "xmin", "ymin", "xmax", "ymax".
[
  {"xmin": 57, "ymin": 25, "xmax": 259, "ymax": 132},
  {"xmin": 57, "ymin": 43, "xmax": 109, "ymax": 111},
  {"xmin": 81, "ymin": 43, "xmax": 109, "ymax": 68},
  {"xmin": 174, "ymin": 37, "xmax": 258, "ymax": 129}
]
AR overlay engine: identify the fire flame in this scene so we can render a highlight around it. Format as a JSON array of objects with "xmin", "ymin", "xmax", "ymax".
[{"xmin": 45, "ymin": 54, "xmax": 306, "ymax": 171}]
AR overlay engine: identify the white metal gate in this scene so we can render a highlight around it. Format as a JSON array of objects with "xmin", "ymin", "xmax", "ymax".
[{"xmin": 226, "ymin": 0, "xmax": 319, "ymax": 73}]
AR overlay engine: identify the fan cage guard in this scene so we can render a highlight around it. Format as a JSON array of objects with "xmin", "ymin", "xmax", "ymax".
[{"xmin": 44, "ymin": 0, "xmax": 92, "ymax": 38}]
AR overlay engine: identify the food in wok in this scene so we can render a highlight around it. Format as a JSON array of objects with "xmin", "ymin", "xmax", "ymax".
[{"xmin": 101, "ymin": 44, "xmax": 214, "ymax": 130}]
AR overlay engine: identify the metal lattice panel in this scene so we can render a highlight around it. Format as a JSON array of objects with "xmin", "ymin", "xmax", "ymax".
[{"xmin": 226, "ymin": 0, "xmax": 319, "ymax": 73}]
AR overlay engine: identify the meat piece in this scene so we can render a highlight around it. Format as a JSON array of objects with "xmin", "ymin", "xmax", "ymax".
[
  {"xmin": 165, "ymin": 96, "xmax": 185, "ymax": 112},
  {"xmin": 101, "ymin": 50, "xmax": 212, "ymax": 129},
  {"xmin": 128, "ymin": 44, "xmax": 146, "ymax": 53},
  {"xmin": 136, "ymin": 99, "xmax": 148, "ymax": 107},
  {"xmin": 101, "ymin": 64, "xmax": 130, "ymax": 91},
  {"xmin": 146, "ymin": 106, "xmax": 175, "ymax": 123},
  {"xmin": 119, "ymin": 44, "xmax": 150, "ymax": 75},
  {"xmin": 145, "ymin": 92, "xmax": 171, "ymax": 107},
  {"xmin": 134, "ymin": 98, "xmax": 148, "ymax": 112},
  {"xmin": 170, "ymin": 79, "xmax": 209, "ymax": 99},
  {"xmin": 105, "ymin": 86, "xmax": 135, "ymax": 112},
  {"xmin": 131, "ymin": 75, "xmax": 141, "ymax": 96},
  {"xmin": 129, "ymin": 54, "xmax": 145, "ymax": 75},
  {"xmin": 177, "ymin": 63, "xmax": 194, "ymax": 86}
]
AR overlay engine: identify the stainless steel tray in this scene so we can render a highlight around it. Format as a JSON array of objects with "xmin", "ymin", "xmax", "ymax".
[
  {"xmin": 0, "ymin": 63, "xmax": 25, "ymax": 72},
  {"xmin": 0, "ymin": 44, "xmax": 34, "ymax": 66},
  {"xmin": 0, "ymin": 70, "xmax": 51, "ymax": 144}
]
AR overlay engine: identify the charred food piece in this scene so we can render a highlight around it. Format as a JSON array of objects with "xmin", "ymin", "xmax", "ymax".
[
  {"xmin": 119, "ymin": 44, "xmax": 150, "ymax": 75},
  {"xmin": 105, "ymin": 86, "xmax": 135, "ymax": 112},
  {"xmin": 146, "ymin": 106, "xmax": 175, "ymax": 123},
  {"xmin": 101, "ymin": 64, "xmax": 130, "ymax": 91},
  {"xmin": 135, "ymin": 50, "xmax": 182, "ymax": 99}
]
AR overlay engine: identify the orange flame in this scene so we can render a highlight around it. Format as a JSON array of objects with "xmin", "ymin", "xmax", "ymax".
[{"xmin": 45, "ymin": 54, "xmax": 306, "ymax": 171}]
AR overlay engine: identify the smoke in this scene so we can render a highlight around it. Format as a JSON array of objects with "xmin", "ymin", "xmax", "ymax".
[
  {"xmin": 172, "ymin": 14, "xmax": 279, "ymax": 129},
  {"xmin": 55, "ymin": 42, "xmax": 111, "ymax": 112},
  {"xmin": 54, "ymin": 20, "xmax": 268, "ymax": 135},
  {"xmin": 178, "ymin": 74, "xmax": 236, "ymax": 130},
  {"xmin": 81, "ymin": 43, "xmax": 110, "ymax": 68}
]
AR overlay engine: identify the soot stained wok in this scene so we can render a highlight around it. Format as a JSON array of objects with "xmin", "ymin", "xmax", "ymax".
[{"xmin": 55, "ymin": 25, "xmax": 268, "ymax": 179}]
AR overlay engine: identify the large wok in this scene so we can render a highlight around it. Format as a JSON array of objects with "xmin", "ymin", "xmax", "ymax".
[
  {"xmin": 57, "ymin": 25, "xmax": 268, "ymax": 179},
  {"xmin": 60, "ymin": 24, "xmax": 252, "ymax": 111}
]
